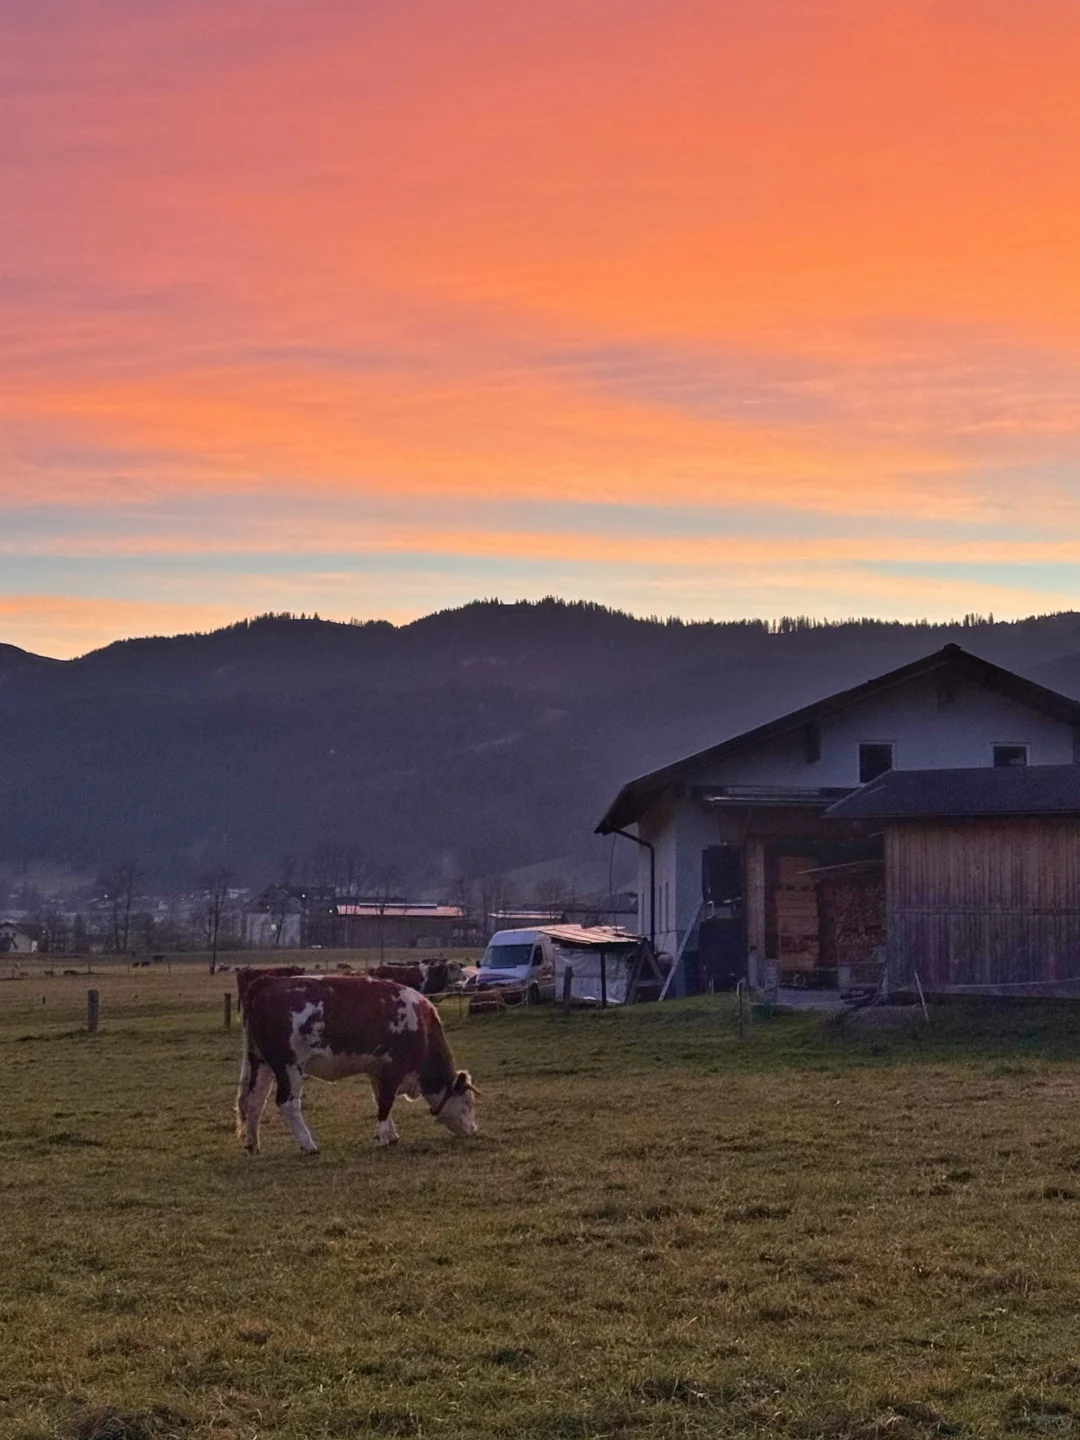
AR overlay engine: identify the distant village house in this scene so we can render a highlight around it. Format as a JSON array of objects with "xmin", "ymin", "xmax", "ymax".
[
  {"xmin": 0, "ymin": 921, "xmax": 38, "ymax": 954},
  {"xmin": 241, "ymin": 885, "xmax": 464, "ymax": 949}
]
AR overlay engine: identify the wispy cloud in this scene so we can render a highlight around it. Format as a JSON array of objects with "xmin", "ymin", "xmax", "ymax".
[{"xmin": 2, "ymin": 0, "xmax": 1080, "ymax": 651}]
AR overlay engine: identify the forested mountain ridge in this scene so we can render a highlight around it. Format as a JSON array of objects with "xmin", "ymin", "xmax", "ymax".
[{"xmin": 3, "ymin": 600, "xmax": 1080, "ymax": 887}]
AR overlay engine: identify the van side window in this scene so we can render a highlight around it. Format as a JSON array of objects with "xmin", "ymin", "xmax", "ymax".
[{"xmin": 531, "ymin": 947, "xmax": 543, "ymax": 967}]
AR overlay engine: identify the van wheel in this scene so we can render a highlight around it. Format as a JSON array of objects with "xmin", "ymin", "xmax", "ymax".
[{"xmin": 528, "ymin": 984, "xmax": 541, "ymax": 1006}]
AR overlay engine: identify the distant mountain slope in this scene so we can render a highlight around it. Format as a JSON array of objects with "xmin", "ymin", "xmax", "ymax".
[{"xmin": 2, "ymin": 601, "xmax": 1080, "ymax": 887}]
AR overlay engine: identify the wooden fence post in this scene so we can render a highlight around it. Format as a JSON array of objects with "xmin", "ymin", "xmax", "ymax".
[
  {"xmin": 562, "ymin": 966, "xmax": 573, "ymax": 1012},
  {"xmin": 223, "ymin": 992, "xmax": 232, "ymax": 1030},
  {"xmin": 87, "ymin": 989, "xmax": 99, "ymax": 1033}
]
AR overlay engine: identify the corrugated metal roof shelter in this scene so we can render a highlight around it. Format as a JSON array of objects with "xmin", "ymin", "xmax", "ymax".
[{"xmin": 537, "ymin": 925, "xmax": 663, "ymax": 1005}]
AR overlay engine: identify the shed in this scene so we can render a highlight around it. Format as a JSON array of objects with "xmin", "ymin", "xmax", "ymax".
[
  {"xmin": 539, "ymin": 925, "xmax": 661, "ymax": 1005},
  {"xmin": 826, "ymin": 766, "xmax": 1080, "ymax": 995}
]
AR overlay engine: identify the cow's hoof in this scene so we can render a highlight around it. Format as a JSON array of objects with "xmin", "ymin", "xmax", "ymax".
[{"xmin": 299, "ymin": 1144, "xmax": 320, "ymax": 1156}]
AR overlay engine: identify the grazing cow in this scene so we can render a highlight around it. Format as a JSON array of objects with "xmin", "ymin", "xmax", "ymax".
[
  {"xmin": 236, "ymin": 973, "xmax": 478, "ymax": 1154},
  {"xmin": 368, "ymin": 959, "xmax": 465, "ymax": 994},
  {"xmin": 235, "ymin": 964, "xmax": 306, "ymax": 1017}
]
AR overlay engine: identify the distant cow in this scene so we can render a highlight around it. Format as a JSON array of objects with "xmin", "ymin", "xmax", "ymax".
[
  {"xmin": 235, "ymin": 964, "xmax": 306, "ymax": 1017},
  {"xmin": 369, "ymin": 960, "xmax": 465, "ymax": 995},
  {"xmin": 236, "ymin": 973, "xmax": 479, "ymax": 1153}
]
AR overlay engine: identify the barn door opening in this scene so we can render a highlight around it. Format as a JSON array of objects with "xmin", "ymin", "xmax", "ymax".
[{"xmin": 698, "ymin": 845, "xmax": 745, "ymax": 992}]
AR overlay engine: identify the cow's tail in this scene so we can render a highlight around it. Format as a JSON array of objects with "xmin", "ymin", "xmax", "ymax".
[{"xmin": 235, "ymin": 1025, "xmax": 257, "ymax": 1138}]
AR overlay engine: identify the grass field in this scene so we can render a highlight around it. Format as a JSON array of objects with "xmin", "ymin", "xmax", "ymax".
[{"xmin": 4, "ymin": 964, "xmax": 1080, "ymax": 1439}]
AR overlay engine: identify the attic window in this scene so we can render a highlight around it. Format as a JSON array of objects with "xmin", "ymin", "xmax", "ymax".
[
  {"xmin": 993, "ymin": 744, "xmax": 1028, "ymax": 768},
  {"xmin": 859, "ymin": 743, "xmax": 893, "ymax": 784}
]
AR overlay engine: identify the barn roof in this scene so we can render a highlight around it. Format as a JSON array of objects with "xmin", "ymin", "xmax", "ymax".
[
  {"xmin": 595, "ymin": 644, "xmax": 1080, "ymax": 834},
  {"xmin": 825, "ymin": 764, "xmax": 1080, "ymax": 820}
]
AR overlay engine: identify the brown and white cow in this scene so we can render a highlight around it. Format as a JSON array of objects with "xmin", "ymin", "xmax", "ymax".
[
  {"xmin": 236, "ymin": 973, "xmax": 478, "ymax": 1154},
  {"xmin": 368, "ymin": 960, "xmax": 466, "ymax": 995},
  {"xmin": 235, "ymin": 964, "xmax": 306, "ymax": 1017}
]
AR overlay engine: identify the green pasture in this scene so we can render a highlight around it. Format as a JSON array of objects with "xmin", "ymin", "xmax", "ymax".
[{"xmin": 3, "ymin": 965, "xmax": 1080, "ymax": 1439}]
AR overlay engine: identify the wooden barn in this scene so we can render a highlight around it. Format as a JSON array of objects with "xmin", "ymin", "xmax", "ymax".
[{"xmin": 826, "ymin": 766, "xmax": 1080, "ymax": 995}]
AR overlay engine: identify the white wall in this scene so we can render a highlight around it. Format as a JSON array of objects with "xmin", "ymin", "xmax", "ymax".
[{"xmin": 696, "ymin": 673, "xmax": 1075, "ymax": 789}]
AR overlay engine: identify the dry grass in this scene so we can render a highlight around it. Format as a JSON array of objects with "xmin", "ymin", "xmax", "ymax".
[{"xmin": 3, "ymin": 966, "xmax": 1080, "ymax": 1438}]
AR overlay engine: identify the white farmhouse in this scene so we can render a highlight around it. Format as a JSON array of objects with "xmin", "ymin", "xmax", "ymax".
[{"xmin": 595, "ymin": 644, "xmax": 1080, "ymax": 994}]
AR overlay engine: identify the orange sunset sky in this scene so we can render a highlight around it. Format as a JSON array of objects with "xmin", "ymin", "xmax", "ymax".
[{"xmin": 4, "ymin": 0, "xmax": 1080, "ymax": 656}]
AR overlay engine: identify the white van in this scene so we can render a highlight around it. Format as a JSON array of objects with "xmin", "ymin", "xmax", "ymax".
[{"xmin": 470, "ymin": 928, "xmax": 557, "ymax": 1004}]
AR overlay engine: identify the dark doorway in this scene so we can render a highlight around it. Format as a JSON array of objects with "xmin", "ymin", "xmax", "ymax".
[{"xmin": 699, "ymin": 845, "xmax": 745, "ymax": 991}]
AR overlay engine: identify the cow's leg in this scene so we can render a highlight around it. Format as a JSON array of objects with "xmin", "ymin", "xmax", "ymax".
[
  {"xmin": 275, "ymin": 1063, "xmax": 319, "ymax": 1154},
  {"xmin": 374, "ymin": 1071, "xmax": 400, "ymax": 1145},
  {"xmin": 243, "ymin": 1062, "xmax": 273, "ymax": 1153},
  {"xmin": 236, "ymin": 1037, "xmax": 270, "ymax": 1151}
]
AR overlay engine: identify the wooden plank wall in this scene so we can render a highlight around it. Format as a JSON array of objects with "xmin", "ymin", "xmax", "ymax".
[
  {"xmin": 772, "ymin": 854, "xmax": 819, "ymax": 972},
  {"xmin": 886, "ymin": 819, "xmax": 1080, "ymax": 989}
]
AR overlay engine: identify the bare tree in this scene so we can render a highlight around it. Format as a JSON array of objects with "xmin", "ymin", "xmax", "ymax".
[
  {"xmin": 450, "ymin": 875, "xmax": 479, "ymax": 945},
  {"xmin": 477, "ymin": 874, "xmax": 518, "ymax": 945},
  {"xmin": 99, "ymin": 861, "xmax": 139, "ymax": 954},
  {"xmin": 310, "ymin": 843, "xmax": 339, "ymax": 892},
  {"xmin": 268, "ymin": 855, "xmax": 297, "ymax": 947},
  {"xmin": 199, "ymin": 865, "xmax": 234, "ymax": 973},
  {"xmin": 372, "ymin": 860, "xmax": 404, "ymax": 963},
  {"xmin": 309, "ymin": 841, "xmax": 375, "ymax": 898},
  {"xmin": 71, "ymin": 913, "xmax": 89, "ymax": 955},
  {"xmin": 535, "ymin": 876, "xmax": 570, "ymax": 919}
]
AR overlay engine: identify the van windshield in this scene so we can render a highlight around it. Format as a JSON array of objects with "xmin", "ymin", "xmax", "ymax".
[{"xmin": 481, "ymin": 943, "xmax": 534, "ymax": 969}]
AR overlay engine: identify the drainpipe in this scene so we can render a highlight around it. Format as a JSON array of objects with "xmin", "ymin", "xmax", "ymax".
[{"xmin": 610, "ymin": 828, "xmax": 655, "ymax": 948}]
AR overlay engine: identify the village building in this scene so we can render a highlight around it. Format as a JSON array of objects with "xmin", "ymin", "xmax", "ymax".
[
  {"xmin": 241, "ymin": 886, "xmax": 464, "ymax": 949},
  {"xmin": 595, "ymin": 644, "xmax": 1080, "ymax": 994},
  {"xmin": 241, "ymin": 884, "xmax": 313, "ymax": 948},
  {"xmin": 0, "ymin": 921, "xmax": 38, "ymax": 954},
  {"xmin": 331, "ymin": 901, "xmax": 464, "ymax": 949}
]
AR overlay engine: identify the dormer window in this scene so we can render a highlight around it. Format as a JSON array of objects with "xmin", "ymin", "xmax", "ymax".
[
  {"xmin": 859, "ymin": 743, "xmax": 894, "ymax": 784},
  {"xmin": 993, "ymin": 744, "xmax": 1028, "ymax": 768}
]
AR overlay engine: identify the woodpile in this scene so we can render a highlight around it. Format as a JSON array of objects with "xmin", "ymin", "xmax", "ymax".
[
  {"xmin": 772, "ymin": 854, "xmax": 819, "ymax": 971},
  {"xmin": 816, "ymin": 871, "xmax": 885, "ymax": 969}
]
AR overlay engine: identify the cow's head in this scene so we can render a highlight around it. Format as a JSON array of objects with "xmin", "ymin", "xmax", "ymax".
[
  {"xmin": 432, "ymin": 1070, "xmax": 479, "ymax": 1136},
  {"xmin": 443, "ymin": 961, "xmax": 466, "ymax": 987}
]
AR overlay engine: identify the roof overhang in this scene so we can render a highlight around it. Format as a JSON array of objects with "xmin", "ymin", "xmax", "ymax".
[{"xmin": 697, "ymin": 784, "xmax": 854, "ymax": 809}]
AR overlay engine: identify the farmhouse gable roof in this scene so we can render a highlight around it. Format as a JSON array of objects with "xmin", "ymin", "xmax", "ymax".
[{"xmin": 595, "ymin": 644, "xmax": 1080, "ymax": 833}]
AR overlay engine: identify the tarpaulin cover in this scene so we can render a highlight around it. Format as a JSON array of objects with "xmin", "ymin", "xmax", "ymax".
[{"xmin": 550, "ymin": 942, "xmax": 636, "ymax": 1005}]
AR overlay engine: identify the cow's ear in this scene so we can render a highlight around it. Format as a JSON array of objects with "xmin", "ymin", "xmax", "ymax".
[{"xmin": 454, "ymin": 1070, "xmax": 471, "ymax": 1094}]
